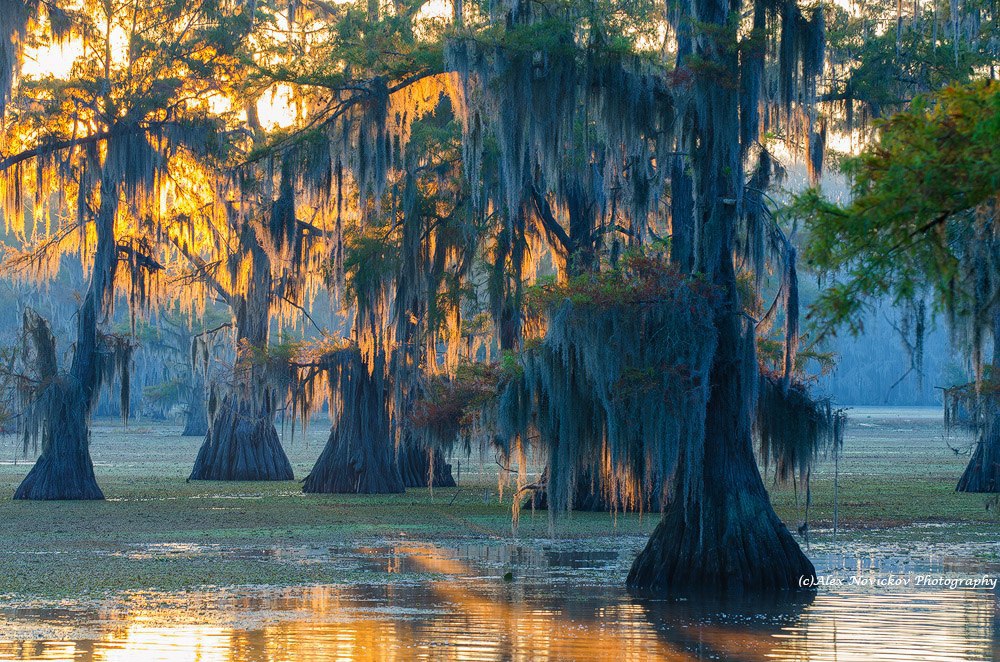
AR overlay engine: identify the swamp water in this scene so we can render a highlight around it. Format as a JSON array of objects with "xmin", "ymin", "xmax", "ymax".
[
  {"xmin": 0, "ymin": 536, "xmax": 997, "ymax": 661},
  {"xmin": 0, "ymin": 407, "xmax": 998, "ymax": 660}
]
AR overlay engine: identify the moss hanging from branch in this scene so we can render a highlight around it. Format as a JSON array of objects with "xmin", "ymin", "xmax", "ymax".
[
  {"xmin": 445, "ymin": 35, "xmax": 675, "ymax": 254},
  {"xmin": 756, "ymin": 369, "xmax": 846, "ymax": 488},
  {"xmin": 302, "ymin": 346, "xmax": 405, "ymax": 494},
  {"xmin": 490, "ymin": 256, "xmax": 719, "ymax": 519}
]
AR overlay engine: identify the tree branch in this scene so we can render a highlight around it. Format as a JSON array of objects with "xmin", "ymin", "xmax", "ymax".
[{"xmin": 530, "ymin": 186, "xmax": 571, "ymax": 254}]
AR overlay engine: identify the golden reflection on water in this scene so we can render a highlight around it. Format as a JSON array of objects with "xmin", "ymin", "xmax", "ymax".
[{"xmin": 0, "ymin": 543, "xmax": 997, "ymax": 661}]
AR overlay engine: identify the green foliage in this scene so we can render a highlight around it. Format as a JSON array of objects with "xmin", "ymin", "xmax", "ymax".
[
  {"xmin": 524, "ymin": 251, "xmax": 716, "ymax": 316},
  {"xmin": 142, "ymin": 378, "xmax": 185, "ymax": 406},
  {"xmin": 343, "ymin": 232, "xmax": 402, "ymax": 304},
  {"xmin": 823, "ymin": 0, "xmax": 999, "ymax": 130},
  {"xmin": 793, "ymin": 81, "xmax": 1000, "ymax": 337},
  {"xmin": 758, "ymin": 333, "xmax": 836, "ymax": 377}
]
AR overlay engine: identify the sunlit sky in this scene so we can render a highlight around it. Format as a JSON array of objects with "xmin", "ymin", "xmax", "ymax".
[
  {"xmin": 19, "ymin": 19, "xmax": 300, "ymax": 130},
  {"xmin": 19, "ymin": 0, "xmax": 459, "ymax": 130}
]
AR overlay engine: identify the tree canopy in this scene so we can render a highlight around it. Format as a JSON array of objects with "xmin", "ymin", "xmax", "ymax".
[
  {"xmin": 794, "ymin": 80, "xmax": 999, "ymax": 492},
  {"xmin": 796, "ymin": 81, "xmax": 999, "ymax": 354}
]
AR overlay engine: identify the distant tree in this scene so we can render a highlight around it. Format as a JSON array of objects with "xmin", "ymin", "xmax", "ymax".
[
  {"xmin": 134, "ymin": 309, "xmax": 230, "ymax": 436},
  {"xmin": 823, "ymin": 0, "xmax": 999, "ymax": 129}
]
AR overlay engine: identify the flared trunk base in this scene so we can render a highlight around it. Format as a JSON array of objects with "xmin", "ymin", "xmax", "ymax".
[
  {"xmin": 189, "ymin": 397, "xmax": 293, "ymax": 481},
  {"xmin": 13, "ymin": 378, "xmax": 104, "ymax": 500},
  {"xmin": 14, "ymin": 438, "xmax": 104, "ymax": 501},
  {"xmin": 399, "ymin": 439, "xmax": 455, "ymax": 488},
  {"xmin": 956, "ymin": 435, "xmax": 1000, "ymax": 493},
  {"xmin": 303, "ymin": 428, "xmax": 405, "ymax": 494},
  {"xmin": 626, "ymin": 486, "xmax": 814, "ymax": 594}
]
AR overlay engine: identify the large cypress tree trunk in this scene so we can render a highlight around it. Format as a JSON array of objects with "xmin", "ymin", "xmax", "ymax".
[
  {"xmin": 13, "ymin": 394, "xmax": 103, "ymax": 500},
  {"xmin": 189, "ymin": 392, "xmax": 292, "ymax": 480},
  {"xmin": 958, "ymin": 412, "xmax": 1000, "ymax": 492},
  {"xmin": 627, "ymin": 277, "xmax": 815, "ymax": 592},
  {"xmin": 189, "ymin": 226, "xmax": 293, "ymax": 481},
  {"xmin": 12, "ymin": 317, "xmax": 104, "ymax": 500},
  {"xmin": 626, "ymin": 0, "xmax": 815, "ymax": 591},
  {"xmin": 14, "ymin": 167, "xmax": 120, "ymax": 501},
  {"xmin": 188, "ymin": 366, "xmax": 293, "ymax": 481},
  {"xmin": 957, "ymin": 312, "xmax": 1000, "ymax": 493},
  {"xmin": 303, "ymin": 350, "xmax": 405, "ymax": 494}
]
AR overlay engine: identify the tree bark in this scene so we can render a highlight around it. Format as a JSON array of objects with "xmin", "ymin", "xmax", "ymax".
[
  {"xmin": 13, "ymin": 381, "xmax": 104, "ymax": 500},
  {"xmin": 14, "ymin": 165, "xmax": 119, "ymax": 500},
  {"xmin": 304, "ymin": 425, "xmax": 405, "ymax": 494},
  {"xmin": 627, "ymin": 294, "xmax": 815, "ymax": 592},
  {"xmin": 189, "ymin": 392, "xmax": 293, "ymax": 480},
  {"xmin": 303, "ymin": 351, "xmax": 405, "ymax": 494},
  {"xmin": 398, "ymin": 435, "xmax": 455, "ymax": 488},
  {"xmin": 182, "ymin": 372, "xmax": 209, "ymax": 437},
  {"xmin": 957, "ymin": 421, "xmax": 1000, "ymax": 492},
  {"xmin": 188, "ymin": 219, "xmax": 293, "ymax": 481},
  {"xmin": 957, "ymin": 311, "xmax": 1000, "ymax": 492}
]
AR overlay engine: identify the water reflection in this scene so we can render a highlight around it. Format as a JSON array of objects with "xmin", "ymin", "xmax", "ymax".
[{"xmin": 0, "ymin": 541, "xmax": 996, "ymax": 661}]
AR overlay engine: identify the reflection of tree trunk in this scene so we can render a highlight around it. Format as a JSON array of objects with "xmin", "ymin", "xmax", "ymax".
[
  {"xmin": 303, "ymin": 350, "xmax": 405, "ymax": 494},
  {"xmin": 15, "ymin": 166, "xmax": 119, "ymax": 501},
  {"xmin": 637, "ymin": 591, "xmax": 813, "ymax": 656},
  {"xmin": 182, "ymin": 373, "xmax": 208, "ymax": 437},
  {"xmin": 398, "ymin": 434, "xmax": 455, "ymax": 488},
  {"xmin": 957, "ymin": 311, "xmax": 1000, "ymax": 493}
]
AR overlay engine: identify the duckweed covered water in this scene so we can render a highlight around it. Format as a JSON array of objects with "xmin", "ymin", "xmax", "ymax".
[{"xmin": 0, "ymin": 408, "xmax": 998, "ymax": 660}]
